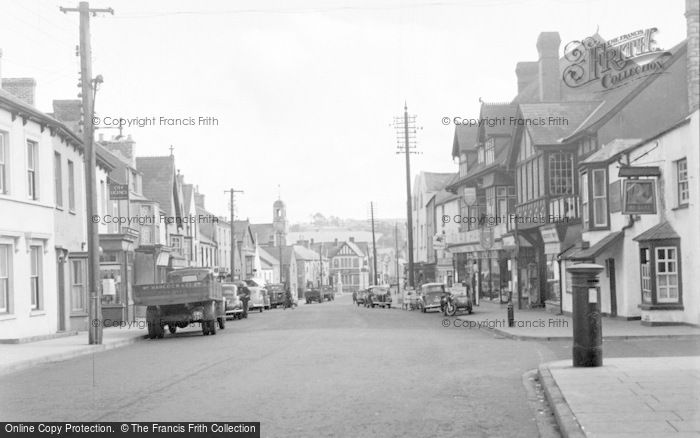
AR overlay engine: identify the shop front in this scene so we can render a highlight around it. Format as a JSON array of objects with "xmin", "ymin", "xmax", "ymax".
[{"xmin": 99, "ymin": 229, "xmax": 138, "ymax": 324}]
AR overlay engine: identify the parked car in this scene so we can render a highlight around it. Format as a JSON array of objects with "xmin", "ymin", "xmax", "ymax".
[
  {"xmin": 355, "ymin": 289, "xmax": 368, "ymax": 306},
  {"xmin": 305, "ymin": 289, "xmax": 322, "ymax": 304},
  {"xmin": 418, "ymin": 283, "xmax": 448, "ymax": 313},
  {"xmin": 222, "ymin": 282, "xmax": 244, "ymax": 320},
  {"xmin": 321, "ymin": 285, "xmax": 335, "ymax": 302},
  {"xmin": 365, "ymin": 285, "xmax": 392, "ymax": 308},
  {"xmin": 241, "ymin": 279, "xmax": 270, "ymax": 311},
  {"xmin": 267, "ymin": 283, "xmax": 286, "ymax": 308}
]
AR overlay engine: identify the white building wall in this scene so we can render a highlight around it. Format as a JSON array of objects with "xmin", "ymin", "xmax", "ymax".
[{"xmin": 0, "ymin": 110, "xmax": 58, "ymax": 339}]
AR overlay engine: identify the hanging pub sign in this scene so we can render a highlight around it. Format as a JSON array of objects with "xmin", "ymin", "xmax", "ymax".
[
  {"xmin": 622, "ymin": 179, "xmax": 657, "ymax": 214},
  {"xmin": 109, "ymin": 183, "xmax": 129, "ymax": 200}
]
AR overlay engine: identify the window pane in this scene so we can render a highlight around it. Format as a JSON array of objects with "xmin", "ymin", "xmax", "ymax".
[
  {"xmin": 593, "ymin": 170, "xmax": 605, "ymax": 196},
  {"xmin": 594, "ymin": 199, "xmax": 606, "ymax": 225},
  {"xmin": 656, "ymin": 248, "xmax": 666, "ymax": 260},
  {"xmin": 667, "ymin": 249, "xmax": 675, "ymax": 260}
]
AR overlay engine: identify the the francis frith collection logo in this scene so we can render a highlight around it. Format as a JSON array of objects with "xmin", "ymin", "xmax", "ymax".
[{"xmin": 562, "ymin": 28, "xmax": 672, "ymax": 90}]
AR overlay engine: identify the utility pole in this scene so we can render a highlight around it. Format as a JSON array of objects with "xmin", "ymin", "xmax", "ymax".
[
  {"xmin": 225, "ymin": 189, "xmax": 243, "ymax": 280},
  {"xmin": 395, "ymin": 222, "xmax": 400, "ymax": 297},
  {"xmin": 370, "ymin": 202, "xmax": 378, "ymax": 285},
  {"xmin": 60, "ymin": 1, "xmax": 113, "ymax": 345},
  {"xmin": 319, "ymin": 242, "xmax": 324, "ymax": 288},
  {"xmin": 393, "ymin": 103, "xmax": 420, "ymax": 288}
]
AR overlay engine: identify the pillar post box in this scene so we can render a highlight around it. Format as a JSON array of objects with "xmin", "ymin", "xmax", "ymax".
[{"xmin": 567, "ymin": 263, "xmax": 604, "ymax": 367}]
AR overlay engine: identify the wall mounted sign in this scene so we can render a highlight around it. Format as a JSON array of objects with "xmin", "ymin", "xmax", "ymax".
[{"xmin": 622, "ymin": 179, "xmax": 657, "ymax": 214}]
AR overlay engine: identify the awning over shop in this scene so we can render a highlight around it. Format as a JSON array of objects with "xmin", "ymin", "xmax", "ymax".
[
  {"xmin": 568, "ymin": 231, "xmax": 624, "ymax": 261},
  {"xmin": 155, "ymin": 252, "xmax": 171, "ymax": 266}
]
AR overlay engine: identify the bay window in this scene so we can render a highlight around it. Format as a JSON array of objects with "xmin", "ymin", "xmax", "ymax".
[{"xmin": 638, "ymin": 239, "xmax": 682, "ymax": 308}]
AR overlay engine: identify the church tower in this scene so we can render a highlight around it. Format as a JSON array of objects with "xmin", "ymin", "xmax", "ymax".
[{"xmin": 273, "ymin": 199, "xmax": 287, "ymax": 246}]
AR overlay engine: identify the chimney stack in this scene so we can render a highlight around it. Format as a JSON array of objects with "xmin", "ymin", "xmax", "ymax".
[
  {"xmin": 2, "ymin": 77, "xmax": 36, "ymax": 106},
  {"xmin": 687, "ymin": 0, "xmax": 699, "ymax": 112},
  {"xmin": 536, "ymin": 32, "xmax": 562, "ymax": 102},
  {"xmin": 515, "ymin": 61, "xmax": 538, "ymax": 95}
]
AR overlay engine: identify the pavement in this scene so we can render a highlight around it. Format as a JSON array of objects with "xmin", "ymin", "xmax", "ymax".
[
  {"xmin": 0, "ymin": 324, "xmax": 146, "ymax": 376},
  {"xmin": 539, "ymin": 356, "xmax": 700, "ymax": 438},
  {"xmin": 393, "ymin": 297, "xmax": 700, "ymax": 340}
]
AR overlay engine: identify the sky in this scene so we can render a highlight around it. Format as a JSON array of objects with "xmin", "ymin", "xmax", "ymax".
[{"xmin": 0, "ymin": 0, "xmax": 688, "ymax": 223}]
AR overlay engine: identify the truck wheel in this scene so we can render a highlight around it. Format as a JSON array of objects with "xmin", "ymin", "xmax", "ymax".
[
  {"xmin": 168, "ymin": 325, "xmax": 177, "ymax": 335},
  {"xmin": 147, "ymin": 322, "xmax": 157, "ymax": 339},
  {"xmin": 218, "ymin": 317, "xmax": 225, "ymax": 330}
]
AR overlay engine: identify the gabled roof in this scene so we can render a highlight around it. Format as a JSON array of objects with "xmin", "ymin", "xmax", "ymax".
[
  {"xmin": 135, "ymin": 156, "xmax": 177, "ymax": 214},
  {"xmin": 581, "ymin": 138, "xmax": 643, "ymax": 165},
  {"xmin": 519, "ymin": 101, "xmax": 602, "ymax": 145},
  {"xmin": 633, "ymin": 222, "xmax": 680, "ymax": 241},
  {"xmin": 479, "ymin": 102, "xmax": 518, "ymax": 138},
  {"xmin": 250, "ymin": 223, "xmax": 275, "ymax": 244},
  {"xmin": 329, "ymin": 240, "xmax": 365, "ymax": 258},
  {"xmin": 434, "ymin": 189, "xmax": 460, "ymax": 206},
  {"xmin": 423, "ymin": 172, "xmax": 458, "ymax": 192},
  {"xmin": 293, "ymin": 245, "xmax": 321, "ymax": 261},
  {"xmin": 182, "ymin": 184, "xmax": 194, "ymax": 214},
  {"xmin": 258, "ymin": 247, "xmax": 279, "ymax": 265},
  {"xmin": 452, "ymin": 124, "xmax": 479, "ymax": 158}
]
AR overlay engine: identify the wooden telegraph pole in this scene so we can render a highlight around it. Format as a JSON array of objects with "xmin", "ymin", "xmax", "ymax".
[
  {"xmin": 393, "ymin": 103, "xmax": 420, "ymax": 288},
  {"xmin": 60, "ymin": 2, "xmax": 113, "ymax": 345},
  {"xmin": 225, "ymin": 189, "xmax": 243, "ymax": 280}
]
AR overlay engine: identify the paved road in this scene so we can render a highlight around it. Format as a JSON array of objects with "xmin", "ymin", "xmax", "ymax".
[{"xmin": 1, "ymin": 295, "xmax": 698, "ymax": 437}]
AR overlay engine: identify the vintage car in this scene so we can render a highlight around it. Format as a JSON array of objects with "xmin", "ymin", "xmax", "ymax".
[
  {"xmin": 442, "ymin": 284, "xmax": 473, "ymax": 316},
  {"xmin": 267, "ymin": 283, "xmax": 286, "ymax": 308},
  {"xmin": 419, "ymin": 283, "xmax": 448, "ymax": 313},
  {"xmin": 365, "ymin": 285, "xmax": 392, "ymax": 308},
  {"xmin": 305, "ymin": 289, "xmax": 322, "ymax": 304},
  {"xmin": 222, "ymin": 282, "xmax": 244, "ymax": 320},
  {"xmin": 355, "ymin": 289, "xmax": 368, "ymax": 306},
  {"xmin": 242, "ymin": 279, "xmax": 270, "ymax": 311},
  {"xmin": 321, "ymin": 285, "xmax": 335, "ymax": 302}
]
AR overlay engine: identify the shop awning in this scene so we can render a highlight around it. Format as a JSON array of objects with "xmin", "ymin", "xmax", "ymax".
[
  {"xmin": 568, "ymin": 231, "xmax": 624, "ymax": 261},
  {"xmin": 156, "ymin": 252, "xmax": 171, "ymax": 266}
]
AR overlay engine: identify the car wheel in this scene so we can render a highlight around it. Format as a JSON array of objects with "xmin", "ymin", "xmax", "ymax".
[
  {"xmin": 387, "ymin": 304, "xmax": 391, "ymax": 309},
  {"xmin": 168, "ymin": 325, "xmax": 177, "ymax": 335},
  {"xmin": 446, "ymin": 302, "xmax": 457, "ymax": 317}
]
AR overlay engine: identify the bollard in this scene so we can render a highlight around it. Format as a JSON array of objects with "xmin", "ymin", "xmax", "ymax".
[
  {"xmin": 567, "ymin": 263, "xmax": 604, "ymax": 367},
  {"xmin": 507, "ymin": 292, "xmax": 515, "ymax": 327}
]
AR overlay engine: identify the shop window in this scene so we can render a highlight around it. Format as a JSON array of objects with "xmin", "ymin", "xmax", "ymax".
[{"xmin": 656, "ymin": 247, "xmax": 679, "ymax": 303}]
